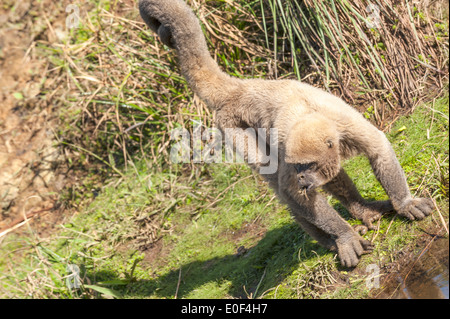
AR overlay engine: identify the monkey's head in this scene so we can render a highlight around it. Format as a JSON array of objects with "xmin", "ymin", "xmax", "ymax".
[{"xmin": 285, "ymin": 114, "xmax": 340, "ymax": 191}]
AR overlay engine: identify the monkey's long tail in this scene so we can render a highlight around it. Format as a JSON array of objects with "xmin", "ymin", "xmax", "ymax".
[{"xmin": 139, "ymin": 0, "xmax": 235, "ymax": 108}]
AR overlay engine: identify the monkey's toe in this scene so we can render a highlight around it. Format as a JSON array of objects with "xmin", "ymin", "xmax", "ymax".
[
  {"xmin": 362, "ymin": 213, "xmax": 381, "ymax": 230},
  {"xmin": 353, "ymin": 224, "xmax": 368, "ymax": 235}
]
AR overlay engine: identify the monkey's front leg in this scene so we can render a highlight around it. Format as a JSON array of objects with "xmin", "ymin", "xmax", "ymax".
[
  {"xmin": 367, "ymin": 133, "xmax": 434, "ymax": 220},
  {"xmin": 280, "ymin": 189, "xmax": 373, "ymax": 267}
]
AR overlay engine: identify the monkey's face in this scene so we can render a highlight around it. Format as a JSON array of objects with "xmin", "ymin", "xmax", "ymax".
[
  {"xmin": 292, "ymin": 157, "xmax": 340, "ymax": 192},
  {"xmin": 285, "ymin": 115, "xmax": 341, "ymax": 191}
]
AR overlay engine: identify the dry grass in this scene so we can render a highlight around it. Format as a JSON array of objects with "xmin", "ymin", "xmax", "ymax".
[
  {"xmin": 19, "ymin": 0, "xmax": 444, "ymax": 178},
  {"xmin": 258, "ymin": 0, "xmax": 449, "ymax": 128}
]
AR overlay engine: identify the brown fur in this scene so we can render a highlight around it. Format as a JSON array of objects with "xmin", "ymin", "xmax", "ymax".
[{"xmin": 139, "ymin": 0, "xmax": 434, "ymax": 267}]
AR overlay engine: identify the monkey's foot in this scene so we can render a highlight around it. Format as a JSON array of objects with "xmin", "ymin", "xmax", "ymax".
[
  {"xmin": 353, "ymin": 224, "xmax": 368, "ymax": 235},
  {"xmin": 352, "ymin": 200, "xmax": 393, "ymax": 230},
  {"xmin": 397, "ymin": 198, "xmax": 434, "ymax": 221},
  {"xmin": 336, "ymin": 233, "xmax": 374, "ymax": 268}
]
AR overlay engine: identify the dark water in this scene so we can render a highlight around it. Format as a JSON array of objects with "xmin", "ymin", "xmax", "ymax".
[{"xmin": 377, "ymin": 238, "xmax": 449, "ymax": 299}]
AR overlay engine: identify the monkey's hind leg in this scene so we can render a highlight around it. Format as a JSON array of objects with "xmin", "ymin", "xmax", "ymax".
[
  {"xmin": 323, "ymin": 169, "xmax": 394, "ymax": 230},
  {"xmin": 281, "ymin": 190, "xmax": 374, "ymax": 267}
]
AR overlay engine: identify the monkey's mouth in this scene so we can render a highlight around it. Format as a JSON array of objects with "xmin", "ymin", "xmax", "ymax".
[
  {"xmin": 298, "ymin": 182, "xmax": 315, "ymax": 193},
  {"xmin": 298, "ymin": 183, "xmax": 315, "ymax": 199}
]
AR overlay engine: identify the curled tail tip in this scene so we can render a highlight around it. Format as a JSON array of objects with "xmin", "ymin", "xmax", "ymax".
[
  {"xmin": 138, "ymin": 0, "xmax": 154, "ymax": 28},
  {"xmin": 138, "ymin": 0, "xmax": 157, "ymax": 29},
  {"xmin": 139, "ymin": 0, "xmax": 176, "ymax": 48}
]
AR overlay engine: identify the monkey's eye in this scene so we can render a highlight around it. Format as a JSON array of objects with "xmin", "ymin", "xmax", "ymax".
[{"xmin": 326, "ymin": 140, "xmax": 333, "ymax": 148}]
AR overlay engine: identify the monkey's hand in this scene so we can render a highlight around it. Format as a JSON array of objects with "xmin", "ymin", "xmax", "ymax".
[
  {"xmin": 397, "ymin": 198, "xmax": 434, "ymax": 221},
  {"xmin": 335, "ymin": 232, "xmax": 374, "ymax": 268}
]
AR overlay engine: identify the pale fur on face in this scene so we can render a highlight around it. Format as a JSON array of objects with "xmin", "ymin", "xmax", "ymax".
[{"xmin": 284, "ymin": 114, "xmax": 341, "ymax": 189}]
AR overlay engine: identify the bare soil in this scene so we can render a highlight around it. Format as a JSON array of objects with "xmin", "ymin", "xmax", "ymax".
[{"xmin": 0, "ymin": 1, "xmax": 70, "ymax": 236}]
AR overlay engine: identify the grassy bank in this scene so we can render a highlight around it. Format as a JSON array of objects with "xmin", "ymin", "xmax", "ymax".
[
  {"xmin": 0, "ymin": 94, "xmax": 447, "ymax": 299},
  {"xmin": 0, "ymin": 0, "xmax": 448, "ymax": 299}
]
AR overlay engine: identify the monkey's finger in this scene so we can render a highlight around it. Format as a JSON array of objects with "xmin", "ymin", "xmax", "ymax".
[
  {"xmin": 362, "ymin": 246, "xmax": 374, "ymax": 254},
  {"xmin": 417, "ymin": 198, "xmax": 434, "ymax": 216},
  {"xmin": 352, "ymin": 241, "xmax": 364, "ymax": 257},
  {"xmin": 349, "ymin": 251, "xmax": 360, "ymax": 267},
  {"xmin": 338, "ymin": 247, "xmax": 358, "ymax": 268},
  {"xmin": 409, "ymin": 206, "xmax": 426, "ymax": 220},
  {"xmin": 359, "ymin": 238, "xmax": 374, "ymax": 253},
  {"xmin": 343, "ymin": 253, "xmax": 358, "ymax": 268},
  {"xmin": 356, "ymin": 238, "xmax": 374, "ymax": 255}
]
